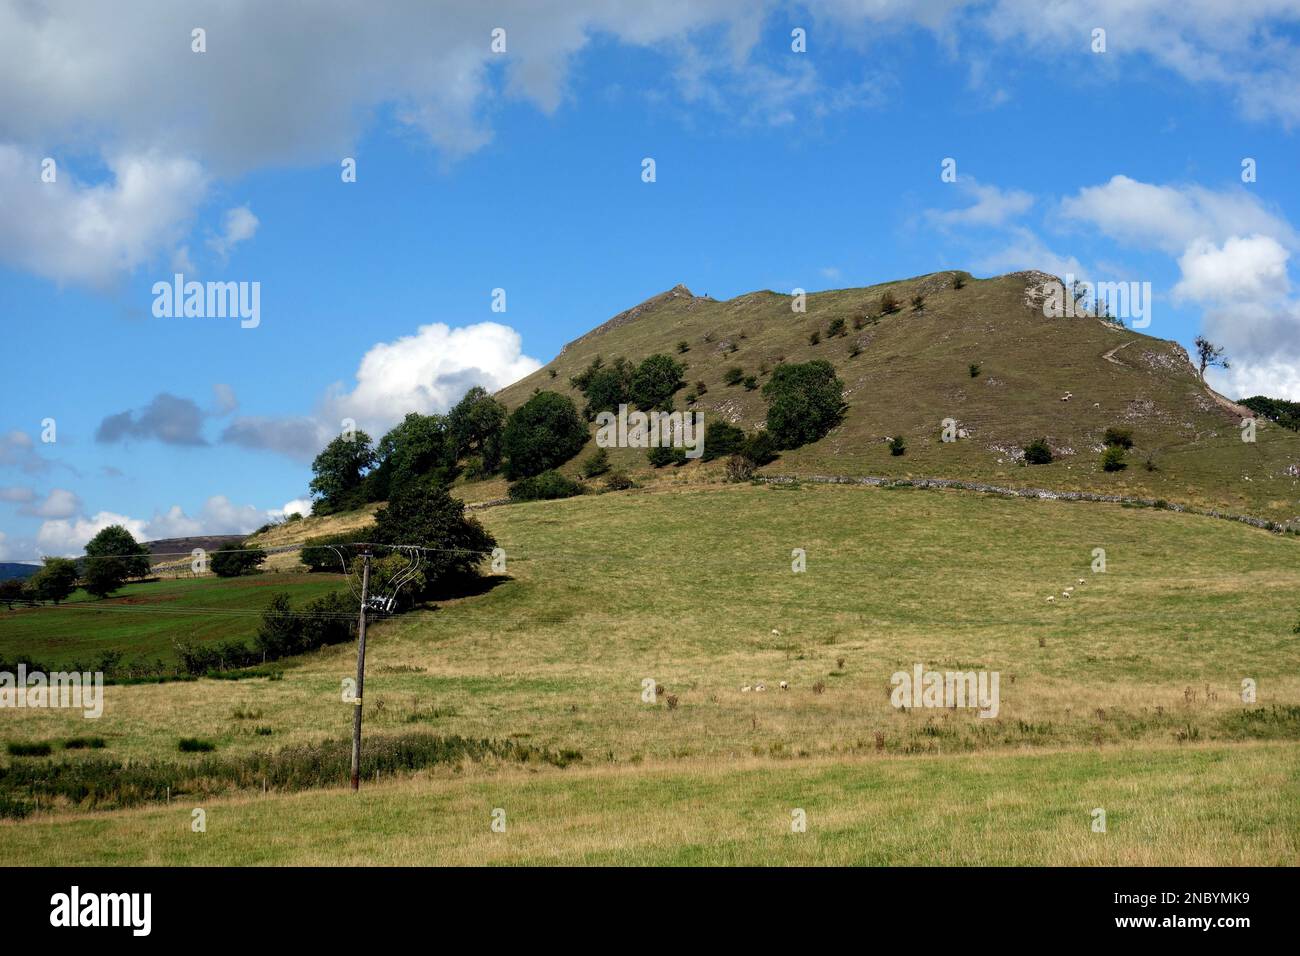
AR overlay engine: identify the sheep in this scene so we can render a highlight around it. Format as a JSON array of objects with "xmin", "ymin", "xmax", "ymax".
[
  {"xmin": 779, "ymin": 681, "xmax": 789, "ymax": 690},
  {"xmin": 755, "ymin": 683, "xmax": 767, "ymax": 692},
  {"xmin": 1061, "ymin": 591, "xmax": 1071, "ymax": 598},
  {"xmin": 1065, "ymin": 586, "xmax": 1074, "ymax": 593},
  {"xmin": 741, "ymin": 685, "xmax": 752, "ymax": 693},
  {"xmin": 1077, "ymin": 578, "xmax": 1085, "ymax": 585},
  {"xmin": 1046, "ymin": 595, "xmax": 1055, "ymax": 602},
  {"xmin": 771, "ymin": 628, "xmax": 781, "ymax": 636}
]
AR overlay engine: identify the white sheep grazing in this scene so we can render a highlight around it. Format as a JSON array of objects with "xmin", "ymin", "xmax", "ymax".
[
  {"xmin": 1046, "ymin": 595, "xmax": 1055, "ymax": 602},
  {"xmin": 1065, "ymin": 587, "xmax": 1074, "ymax": 593},
  {"xmin": 1077, "ymin": 578, "xmax": 1085, "ymax": 585},
  {"xmin": 771, "ymin": 628, "xmax": 781, "ymax": 636},
  {"xmin": 1062, "ymin": 591, "xmax": 1071, "ymax": 598},
  {"xmin": 779, "ymin": 681, "xmax": 789, "ymax": 690},
  {"xmin": 741, "ymin": 685, "xmax": 752, "ymax": 693},
  {"xmin": 755, "ymin": 683, "xmax": 767, "ymax": 692}
]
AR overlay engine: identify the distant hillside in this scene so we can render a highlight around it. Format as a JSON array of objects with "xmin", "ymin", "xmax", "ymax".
[
  {"xmin": 495, "ymin": 271, "xmax": 1300, "ymax": 525},
  {"xmin": 144, "ymin": 535, "xmax": 245, "ymax": 566},
  {"xmin": 0, "ymin": 562, "xmax": 38, "ymax": 581}
]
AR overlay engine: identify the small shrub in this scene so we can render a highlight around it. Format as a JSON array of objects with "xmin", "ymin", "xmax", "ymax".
[
  {"xmin": 888, "ymin": 435, "xmax": 906, "ymax": 456},
  {"xmin": 723, "ymin": 366, "xmax": 745, "ymax": 386},
  {"xmin": 1103, "ymin": 427, "xmax": 1134, "ymax": 449},
  {"xmin": 742, "ymin": 375, "xmax": 758, "ymax": 391},
  {"xmin": 969, "ymin": 363, "xmax": 981, "ymax": 378},
  {"xmin": 581, "ymin": 448, "xmax": 611, "ymax": 478},
  {"xmin": 7, "ymin": 742, "xmax": 52, "ymax": 757},
  {"xmin": 725, "ymin": 455, "xmax": 755, "ymax": 482},
  {"xmin": 604, "ymin": 470, "xmax": 635, "ymax": 491},
  {"xmin": 852, "ymin": 313, "xmax": 866, "ymax": 330},
  {"xmin": 684, "ymin": 391, "xmax": 697, "ymax": 404},
  {"xmin": 1101, "ymin": 446, "xmax": 1128, "ymax": 472},
  {"xmin": 647, "ymin": 445, "xmax": 687, "ymax": 468},
  {"xmin": 953, "ymin": 274, "xmax": 966, "ymax": 290},
  {"xmin": 812, "ymin": 681, "xmax": 826, "ymax": 695},
  {"xmin": 676, "ymin": 340, "xmax": 690, "ymax": 354},
  {"xmin": 808, "ymin": 330, "xmax": 821, "ymax": 346},
  {"xmin": 849, "ymin": 343, "xmax": 862, "ymax": 358},
  {"xmin": 178, "ymin": 738, "xmax": 216, "ymax": 753},
  {"xmin": 694, "ymin": 380, "xmax": 707, "ymax": 395},
  {"xmin": 64, "ymin": 737, "xmax": 107, "ymax": 750},
  {"xmin": 1144, "ymin": 455, "xmax": 1159, "ymax": 472},
  {"xmin": 742, "ymin": 431, "xmax": 778, "ymax": 466},
  {"xmin": 880, "ymin": 291, "xmax": 900, "ymax": 314},
  {"xmin": 827, "ymin": 317, "xmax": 846, "ymax": 338},
  {"xmin": 911, "ymin": 294, "xmax": 925, "ymax": 311},
  {"xmin": 1023, "ymin": 438, "xmax": 1053, "ymax": 465},
  {"xmin": 728, "ymin": 342, "xmax": 740, "ymax": 353},
  {"xmin": 508, "ymin": 470, "xmax": 585, "ymax": 501}
]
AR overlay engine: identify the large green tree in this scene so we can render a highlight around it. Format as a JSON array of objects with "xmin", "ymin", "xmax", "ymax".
[
  {"xmin": 367, "ymin": 414, "xmax": 455, "ymax": 502},
  {"xmin": 447, "ymin": 387, "xmax": 507, "ymax": 472},
  {"xmin": 761, "ymin": 360, "xmax": 846, "ymax": 449},
  {"xmin": 30, "ymin": 557, "xmax": 79, "ymax": 604},
  {"xmin": 210, "ymin": 543, "xmax": 268, "ymax": 577},
  {"xmin": 630, "ymin": 353, "xmax": 686, "ymax": 410},
  {"xmin": 371, "ymin": 481, "xmax": 496, "ymax": 592},
  {"xmin": 309, "ymin": 431, "xmax": 376, "ymax": 514},
  {"xmin": 502, "ymin": 391, "xmax": 588, "ymax": 479},
  {"xmin": 83, "ymin": 524, "xmax": 151, "ymax": 598}
]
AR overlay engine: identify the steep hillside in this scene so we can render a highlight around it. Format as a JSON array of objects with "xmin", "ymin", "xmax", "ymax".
[{"xmin": 496, "ymin": 271, "xmax": 1300, "ymax": 524}]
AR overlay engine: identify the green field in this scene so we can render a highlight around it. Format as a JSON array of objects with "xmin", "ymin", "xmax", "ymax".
[
  {"xmin": 0, "ymin": 573, "xmax": 348, "ymax": 667},
  {"xmin": 1, "ymin": 482, "xmax": 1297, "ymax": 863}
]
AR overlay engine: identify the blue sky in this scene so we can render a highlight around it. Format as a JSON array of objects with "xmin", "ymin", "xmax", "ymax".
[{"xmin": 2, "ymin": 1, "xmax": 1298, "ymax": 560}]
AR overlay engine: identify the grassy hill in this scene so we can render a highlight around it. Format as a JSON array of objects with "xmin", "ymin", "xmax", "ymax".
[{"xmin": 496, "ymin": 271, "xmax": 1300, "ymax": 525}]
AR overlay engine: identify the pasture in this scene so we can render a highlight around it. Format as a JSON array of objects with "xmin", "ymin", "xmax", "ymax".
[{"xmin": 2, "ymin": 482, "xmax": 1297, "ymax": 863}]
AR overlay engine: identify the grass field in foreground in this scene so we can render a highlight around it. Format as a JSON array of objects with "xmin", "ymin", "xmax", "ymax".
[
  {"xmin": 0, "ymin": 482, "xmax": 1297, "ymax": 866},
  {"xmin": 2, "ymin": 742, "xmax": 1295, "ymax": 865},
  {"xmin": 0, "ymin": 573, "xmax": 347, "ymax": 667}
]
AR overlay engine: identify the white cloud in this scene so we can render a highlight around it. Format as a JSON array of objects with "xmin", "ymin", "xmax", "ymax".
[
  {"xmin": 275, "ymin": 498, "xmax": 313, "ymax": 519},
  {"xmin": 981, "ymin": 0, "xmax": 1300, "ymax": 127},
  {"xmin": 0, "ymin": 145, "xmax": 207, "ymax": 288},
  {"xmin": 323, "ymin": 321, "xmax": 541, "ymax": 437},
  {"xmin": 207, "ymin": 205, "xmax": 258, "ymax": 261},
  {"xmin": 0, "ymin": 430, "xmax": 52, "ymax": 474},
  {"xmin": 1060, "ymin": 176, "xmax": 1297, "ymax": 254},
  {"xmin": 1173, "ymin": 235, "xmax": 1290, "ymax": 306},
  {"xmin": 973, "ymin": 226, "xmax": 1086, "ymax": 282},
  {"xmin": 0, "ymin": 486, "xmax": 35, "ymax": 503},
  {"xmin": 20, "ymin": 488, "xmax": 81, "ymax": 520},
  {"xmin": 36, "ymin": 511, "xmax": 148, "ymax": 557},
  {"xmin": 926, "ymin": 179, "xmax": 1035, "ymax": 229}
]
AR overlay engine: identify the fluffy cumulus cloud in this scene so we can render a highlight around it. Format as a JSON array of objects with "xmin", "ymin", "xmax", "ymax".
[
  {"xmin": 0, "ymin": 145, "xmax": 207, "ymax": 288},
  {"xmin": 1061, "ymin": 176, "xmax": 1300, "ymax": 399},
  {"xmin": 36, "ymin": 511, "xmax": 149, "ymax": 557},
  {"xmin": 1173, "ymin": 235, "xmax": 1291, "ymax": 305},
  {"xmin": 322, "ymin": 321, "xmax": 541, "ymax": 437}
]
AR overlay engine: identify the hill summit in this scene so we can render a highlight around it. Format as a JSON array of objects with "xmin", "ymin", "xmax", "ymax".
[{"xmin": 494, "ymin": 271, "xmax": 1300, "ymax": 524}]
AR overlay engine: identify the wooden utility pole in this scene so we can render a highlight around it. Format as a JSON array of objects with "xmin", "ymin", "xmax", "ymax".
[{"xmin": 350, "ymin": 551, "xmax": 371, "ymax": 791}]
